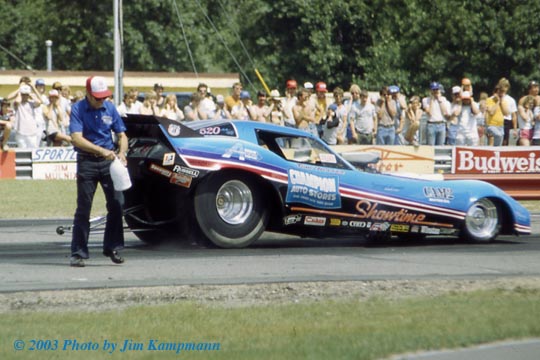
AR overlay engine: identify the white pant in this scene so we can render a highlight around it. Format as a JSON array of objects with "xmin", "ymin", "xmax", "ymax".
[{"xmin": 15, "ymin": 133, "xmax": 38, "ymax": 149}]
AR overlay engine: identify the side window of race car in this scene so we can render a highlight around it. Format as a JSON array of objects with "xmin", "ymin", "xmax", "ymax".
[{"xmin": 274, "ymin": 136, "xmax": 348, "ymax": 169}]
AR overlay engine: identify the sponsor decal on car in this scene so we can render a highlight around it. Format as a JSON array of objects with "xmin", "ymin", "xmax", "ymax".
[
  {"xmin": 172, "ymin": 164, "xmax": 200, "ymax": 178},
  {"xmin": 420, "ymin": 226, "xmax": 441, "ymax": 235},
  {"xmin": 163, "ymin": 153, "xmax": 176, "ymax": 166},
  {"xmin": 319, "ymin": 153, "xmax": 337, "ymax": 164},
  {"xmin": 284, "ymin": 214, "xmax": 302, "ymax": 225},
  {"xmin": 149, "ymin": 163, "xmax": 192, "ymax": 188},
  {"xmin": 423, "ymin": 186, "xmax": 454, "ymax": 204},
  {"xmin": 304, "ymin": 216, "xmax": 326, "ymax": 226},
  {"xmin": 149, "ymin": 163, "xmax": 172, "ymax": 177},
  {"xmin": 222, "ymin": 143, "xmax": 262, "ymax": 161},
  {"xmin": 167, "ymin": 124, "xmax": 181, "ymax": 136},
  {"xmin": 329, "ymin": 218, "xmax": 341, "ymax": 226},
  {"xmin": 286, "ymin": 169, "xmax": 341, "ymax": 209},
  {"xmin": 355, "ymin": 200, "xmax": 426, "ymax": 223},
  {"xmin": 347, "ymin": 221, "xmax": 372, "ymax": 228},
  {"xmin": 170, "ymin": 173, "xmax": 192, "ymax": 188},
  {"xmin": 390, "ymin": 224, "xmax": 410, "ymax": 233},
  {"xmin": 370, "ymin": 222, "xmax": 390, "ymax": 232}
]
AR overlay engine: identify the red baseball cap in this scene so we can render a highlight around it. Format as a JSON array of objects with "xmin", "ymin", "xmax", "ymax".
[
  {"xmin": 315, "ymin": 82, "xmax": 328, "ymax": 92},
  {"xmin": 286, "ymin": 79, "xmax": 298, "ymax": 89},
  {"xmin": 86, "ymin": 76, "xmax": 112, "ymax": 99}
]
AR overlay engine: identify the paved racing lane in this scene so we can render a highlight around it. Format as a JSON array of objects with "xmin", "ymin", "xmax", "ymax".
[{"xmin": 0, "ymin": 215, "xmax": 539, "ymax": 292}]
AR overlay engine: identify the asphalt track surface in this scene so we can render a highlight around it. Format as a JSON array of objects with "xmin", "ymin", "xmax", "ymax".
[{"xmin": 0, "ymin": 214, "xmax": 539, "ymax": 293}]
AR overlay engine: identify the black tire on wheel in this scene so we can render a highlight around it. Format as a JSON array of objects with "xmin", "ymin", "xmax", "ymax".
[
  {"xmin": 194, "ymin": 173, "xmax": 269, "ymax": 248},
  {"xmin": 461, "ymin": 198, "xmax": 500, "ymax": 243}
]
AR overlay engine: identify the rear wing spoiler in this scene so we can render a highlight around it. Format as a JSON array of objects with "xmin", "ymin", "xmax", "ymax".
[{"xmin": 123, "ymin": 114, "xmax": 202, "ymax": 140}]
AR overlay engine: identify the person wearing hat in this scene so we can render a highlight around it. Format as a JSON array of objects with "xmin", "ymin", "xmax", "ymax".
[
  {"xmin": 267, "ymin": 89, "xmax": 284, "ymax": 126},
  {"xmin": 314, "ymin": 82, "xmax": 329, "ymax": 136},
  {"xmin": 283, "ymin": 79, "xmax": 298, "ymax": 127},
  {"xmin": 0, "ymin": 99, "xmax": 13, "ymax": 151},
  {"xmin": 68, "ymin": 76, "xmax": 128, "ymax": 267},
  {"xmin": 12, "ymin": 83, "xmax": 43, "ymax": 149},
  {"xmin": 213, "ymin": 94, "xmax": 232, "ymax": 120},
  {"xmin": 388, "ymin": 85, "xmax": 407, "ymax": 145},
  {"xmin": 423, "ymin": 82, "xmax": 450, "ymax": 145}
]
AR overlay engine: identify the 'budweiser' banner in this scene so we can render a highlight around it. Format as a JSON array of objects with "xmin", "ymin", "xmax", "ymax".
[{"xmin": 453, "ymin": 146, "xmax": 540, "ymax": 174}]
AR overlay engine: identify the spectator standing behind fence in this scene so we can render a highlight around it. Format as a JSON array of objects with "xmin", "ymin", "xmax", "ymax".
[
  {"xmin": 225, "ymin": 82, "xmax": 242, "ymax": 113},
  {"xmin": 283, "ymin": 80, "xmax": 298, "ymax": 128},
  {"xmin": 0, "ymin": 99, "xmax": 13, "ymax": 151},
  {"xmin": 447, "ymin": 86, "xmax": 463, "ymax": 145},
  {"xmin": 213, "ymin": 95, "xmax": 232, "ymax": 120},
  {"xmin": 349, "ymin": 87, "xmax": 377, "ymax": 145},
  {"xmin": 184, "ymin": 92, "xmax": 207, "ymax": 121},
  {"xmin": 160, "ymin": 93, "xmax": 185, "ymax": 122},
  {"xmin": 476, "ymin": 92, "xmax": 489, "ymax": 145},
  {"xmin": 320, "ymin": 103, "xmax": 341, "ymax": 145},
  {"xmin": 423, "ymin": 82, "xmax": 449, "ymax": 145},
  {"xmin": 375, "ymin": 86, "xmax": 397, "ymax": 145},
  {"xmin": 517, "ymin": 95, "xmax": 535, "ymax": 146},
  {"xmin": 198, "ymin": 83, "xmax": 216, "ymax": 119},
  {"xmin": 44, "ymin": 89, "xmax": 71, "ymax": 146},
  {"xmin": 116, "ymin": 90, "xmax": 140, "ymax": 117},
  {"xmin": 403, "ymin": 95, "xmax": 423, "ymax": 146},
  {"xmin": 332, "ymin": 87, "xmax": 348, "ymax": 144},
  {"xmin": 268, "ymin": 90, "xmax": 284, "ymax": 126},
  {"xmin": 314, "ymin": 82, "xmax": 329, "ymax": 136},
  {"xmin": 249, "ymin": 91, "xmax": 271, "ymax": 122},
  {"xmin": 139, "ymin": 90, "xmax": 160, "ymax": 115},
  {"xmin": 12, "ymin": 84, "xmax": 42, "ymax": 149},
  {"xmin": 388, "ymin": 85, "xmax": 406, "ymax": 145},
  {"xmin": 34, "ymin": 79, "xmax": 49, "ymax": 147},
  {"xmin": 293, "ymin": 87, "xmax": 319, "ymax": 137},
  {"xmin": 455, "ymin": 90, "xmax": 480, "ymax": 146},
  {"xmin": 485, "ymin": 84, "xmax": 510, "ymax": 146},
  {"xmin": 495, "ymin": 78, "xmax": 518, "ymax": 146},
  {"xmin": 52, "ymin": 82, "xmax": 72, "ymax": 119},
  {"xmin": 533, "ymin": 97, "xmax": 540, "ymax": 145},
  {"xmin": 154, "ymin": 83, "xmax": 165, "ymax": 109}
]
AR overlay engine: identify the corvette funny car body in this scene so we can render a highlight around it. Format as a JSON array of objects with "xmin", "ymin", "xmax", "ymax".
[{"xmin": 122, "ymin": 115, "xmax": 531, "ymax": 248}]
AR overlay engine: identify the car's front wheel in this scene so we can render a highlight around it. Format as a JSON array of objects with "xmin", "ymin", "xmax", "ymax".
[
  {"xmin": 461, "ymin": 198, "xmax": 500, "ymax": 243},
  {"xmin": 194, "ymin": 173, "xmax": 269, "ymax": 248}
]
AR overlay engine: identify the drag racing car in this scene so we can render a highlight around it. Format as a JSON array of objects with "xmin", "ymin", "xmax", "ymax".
[{"xmin": 122, "ymin": 115, "xmax": 531, "ymax": 248}]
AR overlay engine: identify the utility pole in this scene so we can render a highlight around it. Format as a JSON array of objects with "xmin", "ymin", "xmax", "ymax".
[{"xmin": 113, "ymin": 0, "xmax": 123, "ymax": 105}]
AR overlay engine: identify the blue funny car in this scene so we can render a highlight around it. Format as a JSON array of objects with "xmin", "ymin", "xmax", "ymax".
[{"xmin": 123, "ymin": 115, "xmax": 531, "ymax": 248}]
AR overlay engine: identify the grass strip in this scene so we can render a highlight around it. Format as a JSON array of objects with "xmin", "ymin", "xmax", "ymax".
[
  {"xmin": 1, "ymin": 288, "xmax": 539, "ymax": 359},
  {"xmin": 1, "ymin": 179, "xmax": 539, "ymax": 219}
]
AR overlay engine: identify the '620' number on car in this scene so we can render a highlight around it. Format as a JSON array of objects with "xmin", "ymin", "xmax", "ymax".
[{"xmin": 199, "ymin": 126, "xmax": 221, "ymax": 136}]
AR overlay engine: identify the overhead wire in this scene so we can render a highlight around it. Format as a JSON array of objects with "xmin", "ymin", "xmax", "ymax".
[
  {"xmin": 173, "ymin": 0, "xmax": 199, "ymax": 78},
  {"xmin": 192, "ymin": 0, "xmax": 255, "ymax": 89},
  {"xmin": 0, "ymin": 43, "xmax": 35, "ymax": 73}
]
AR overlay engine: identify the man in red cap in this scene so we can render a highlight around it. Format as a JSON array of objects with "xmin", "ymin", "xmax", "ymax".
[
  {"xmin": 283, "ymin": 79, "xmax": 298, "ymax": 127},
  {"xmin": 68, "ymin": 76, "xmax": 128, "ymax": 267}
]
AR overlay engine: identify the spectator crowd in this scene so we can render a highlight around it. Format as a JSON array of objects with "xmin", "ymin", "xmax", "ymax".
[{"xmin": 2, "ymin": 76, "xmax": 540, "ymax": 151}]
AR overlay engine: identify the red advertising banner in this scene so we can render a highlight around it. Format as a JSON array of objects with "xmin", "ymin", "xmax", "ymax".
[
  {"xmin": 0, "ymin": 150, "xmax": 16, "ymax": 179},
  {"xmin": 452, "ymin": 146, "xmax": 540, "ymax": 174}
]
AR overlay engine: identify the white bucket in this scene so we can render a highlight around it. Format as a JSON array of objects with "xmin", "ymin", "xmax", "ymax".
[{"xmin": 110, "ymin": 157, "xmax": 132, "ymax": 191}]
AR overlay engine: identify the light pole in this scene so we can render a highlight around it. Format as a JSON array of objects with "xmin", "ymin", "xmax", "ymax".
[{"xmin": 45, "ymin": 40, "xmax": 53, "ymax": 72}]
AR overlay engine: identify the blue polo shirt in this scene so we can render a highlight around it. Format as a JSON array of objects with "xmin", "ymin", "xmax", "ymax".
[{"xmin": 70, "ymin": 98, "xmax": 126, "ymax": 151}]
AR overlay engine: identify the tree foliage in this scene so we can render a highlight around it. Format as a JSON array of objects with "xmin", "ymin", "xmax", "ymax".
[{"xmin": 1, "ymin": 0, "xmax": 540, "ymax": 97}]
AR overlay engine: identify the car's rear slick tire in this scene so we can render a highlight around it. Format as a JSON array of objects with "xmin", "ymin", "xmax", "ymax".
[{"xmin": 194, "ymin": 173, "xmax": 268, "ymax": 248}]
